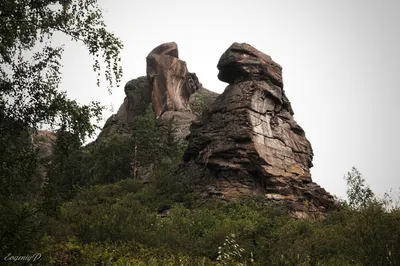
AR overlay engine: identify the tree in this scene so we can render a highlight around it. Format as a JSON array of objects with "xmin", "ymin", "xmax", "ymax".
[
  {"xmin": 0, "ymin": 0, "xmax": 123, "ymax": 256},
  {"xmin": 0, "ymin": 0, "xmax": 122, "ymax": 131},
  {"xmin": 130, "ymin": 104, "xmax": 162, "ymax": 179},
  {"xmin": 344, "ymin": 166, "xmax": 375, "ymax": 209}
]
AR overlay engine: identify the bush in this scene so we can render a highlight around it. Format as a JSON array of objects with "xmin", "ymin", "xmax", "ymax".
[{"xmin": 36, "ymin": 138, "xmax": 400, "ymax": 266}]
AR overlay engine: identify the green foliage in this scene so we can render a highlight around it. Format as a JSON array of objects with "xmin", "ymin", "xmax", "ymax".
[
  {"xmin": 217, "ymin": 233, "xmax": 250, "ymax": 266},
  {"xmin": 130, "ymin": 104, "xmax": 164, "ymax": 178},
  {"xmin": 35, "ymin": 165, "xmax": 400, "ymax": 265},
  {"xmin": 191, "ymin": 92, "xmax": 213, "ymax": 118},
  {"xmin": 0, "ymin": 0, "xmax": 123, "ymax": 89},
  {"xmin": 39, "ymin": 238, "xmax": 215, "ymax": 266},
  {"xmin": 0, "ymin": 0, "xmax": 123, "ymax": 258},
  {"xmin": 83, "ymin": 134, "xmax": 133, "ymax": 184},
  {"xmin": 46, "ymin": 103, "xmax": 187, "ymax": 195},
  {"xmin": 0, "ymin": 200, "xmax": 45, "ymax": 257},
  {"xmin": 344, "ymin": 166, "xmax": 375, "ymax": 209},
  {"xmin": 60, "ymin": 183, "xmax": 156, "ymax": 244},
  {"xmin": 0, "ymin": 122, "xmax": 38, "ymax": 199}
]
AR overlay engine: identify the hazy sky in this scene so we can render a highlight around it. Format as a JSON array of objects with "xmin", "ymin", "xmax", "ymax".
[{"xmin": 55, "ymin": 0, "xmax": 400, "ymax": 200}]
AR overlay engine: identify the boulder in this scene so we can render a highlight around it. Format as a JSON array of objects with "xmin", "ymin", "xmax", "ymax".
[{"xmin": 217, "ymin": 42, "xmax": 284, "ymax": 88}]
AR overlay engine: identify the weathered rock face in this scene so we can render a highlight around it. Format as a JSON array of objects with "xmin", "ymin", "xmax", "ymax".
[
  {"xmin": 122, "ymin": 76, "xmax": 153, "ymax": 121},
  {"xmin": 145, "ymin": 42, "xmax": 217, "ymax": 139},
  {"xmin": 99, "ymin": 42, "xmax": 213, "ymax": 140},
  {"xmin": 99, "ymin": 76, "xmax": 152, "ymax": 138},
  {"xmin": 157, "ymin": 87, "xmax": 219, "ymax": 140},
  {"xmin": 183, "ymin": 43, "xmax": 337, "ymax": 219},
  {"xmin": 146, "ymin": 42, "xmax": 201, "ymax": 118}
]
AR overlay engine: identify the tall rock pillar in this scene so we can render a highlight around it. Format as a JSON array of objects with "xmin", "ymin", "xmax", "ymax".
[{"xmin": 183, "ymin": 43, "xmax": 337, "ymax": 219}]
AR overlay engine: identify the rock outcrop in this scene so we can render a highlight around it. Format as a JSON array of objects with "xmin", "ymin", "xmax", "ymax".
[
  {"xmin": 99, "ymin": 76, "xmax": 152, "ymax": 137},
  {"xmin": 96, "ymin": 41, "xmax": 336, "ymax": 218},
  {"xmin": 99, "ymin": 42, "xmax": 217, "ymax": 140},
  {"xmin": 146, "ymin": 42, "xmax": 214, "ymax": 139},
  {"xmin": 157, "ymin": 86, "xmax": 219, "ymax": 139},
  {"xmin": 146, "ymin": 42, "xmax": 201, "ymax": 117},
  {"xmin": 182, "ymin": 43, "xmax": 337, "ymax": 219}
]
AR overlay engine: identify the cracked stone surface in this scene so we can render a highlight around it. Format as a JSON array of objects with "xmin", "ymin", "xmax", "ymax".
[
  {"xmin": 98, "ymin": 43, "xmax": 218, "ymax": 140},
  {"xmin": 96, "ymin": 42, "xmax": 337, "ymax": 219},
  {"xmin": 182, "ymin": 42, "xmax": 338, "ymax": 219},
  {"xmin": 146, "ymin": 42, "xmax": 218, "ymax": 139},
  {"xmin": 98, "ymin": 76, "xmax": 152, "ymax": 138},
  {"xmin": 146, "ymin": 42, "xmax": 201, "ymax": 118}
]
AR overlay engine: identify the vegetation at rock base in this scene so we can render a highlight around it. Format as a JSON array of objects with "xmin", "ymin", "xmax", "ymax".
[
  {"xmin": 3, "ymin": 110, "xmax": 400, "ymax": 265},
  {"xmin": 30, "ymin": 161, "xmax": 398, "ymax": 266},
  {"xmin": 190, "ymin": 91, "xmax": 213, "ymax": 118}
]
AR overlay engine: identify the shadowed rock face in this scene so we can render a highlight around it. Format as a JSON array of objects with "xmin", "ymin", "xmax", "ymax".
[
  {"xmin": 183, "ymin": 42, "xmax": 337, "ymax": 219},
  {"xmin": 98, "ymin": 76, "xmax": 152, "ymax": 138},
  {"xmin": 123, "ymin": 76, "xmax": 153, "ymax": 119},
  {"xmin": 217, "ymin": 42, "xmax": 284, "ymax": 88},
  {"xmin": 146, "ymin": 42, "xmax": 201, "ymax": 117}
]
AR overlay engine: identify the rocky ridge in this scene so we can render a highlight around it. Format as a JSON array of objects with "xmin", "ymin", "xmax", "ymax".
[{"xmin": 98, "ymin": 41, "xmax": 337, "ymax": 219}]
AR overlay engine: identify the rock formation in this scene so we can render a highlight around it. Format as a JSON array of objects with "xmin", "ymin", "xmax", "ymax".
[
  {"xmin": 99, "ymin": 76, "xmax": 152, "ymax": 137},
  {"xmin": 146, "ymin": 42, "xmax": 201, "ymax": 117},
  {"xmin": 96, "ymin": 41, "xmax": 336, "ymax": 218},
  {"xmin": 146, "ymin": 42, "xmax": 217, "ymax": 139},
  {"xmin": 100, "ymin": 42, "xmax": 218, "ymax": 140},
  {"xmin": 182, "ymin": 43, "xmax": 337, "ymax": 219}
]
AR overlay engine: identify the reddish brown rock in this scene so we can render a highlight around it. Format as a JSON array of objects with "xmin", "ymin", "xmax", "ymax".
[
  {"xmin": 146, "ymin": 42, "xmax": 201, "ymax": 118},
  {"xmin": 217, "ymin": 42, "xmax": 284, "ymax": 88},
  {"xmin": 183, "ymin": 42, "xmax": 337, "ymax": 219},
  {"xmin": 146, "ymin": 42, "xmax": 217, "ymax": 139},
  {"xmin": 99, "ymin": 43, "xmax": 216, "ymax": 141}
]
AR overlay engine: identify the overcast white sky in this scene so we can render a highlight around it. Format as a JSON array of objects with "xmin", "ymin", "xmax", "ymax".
[{"xmin": 56, "ymin": 0, "xmax": 400, "ymax": 200}]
